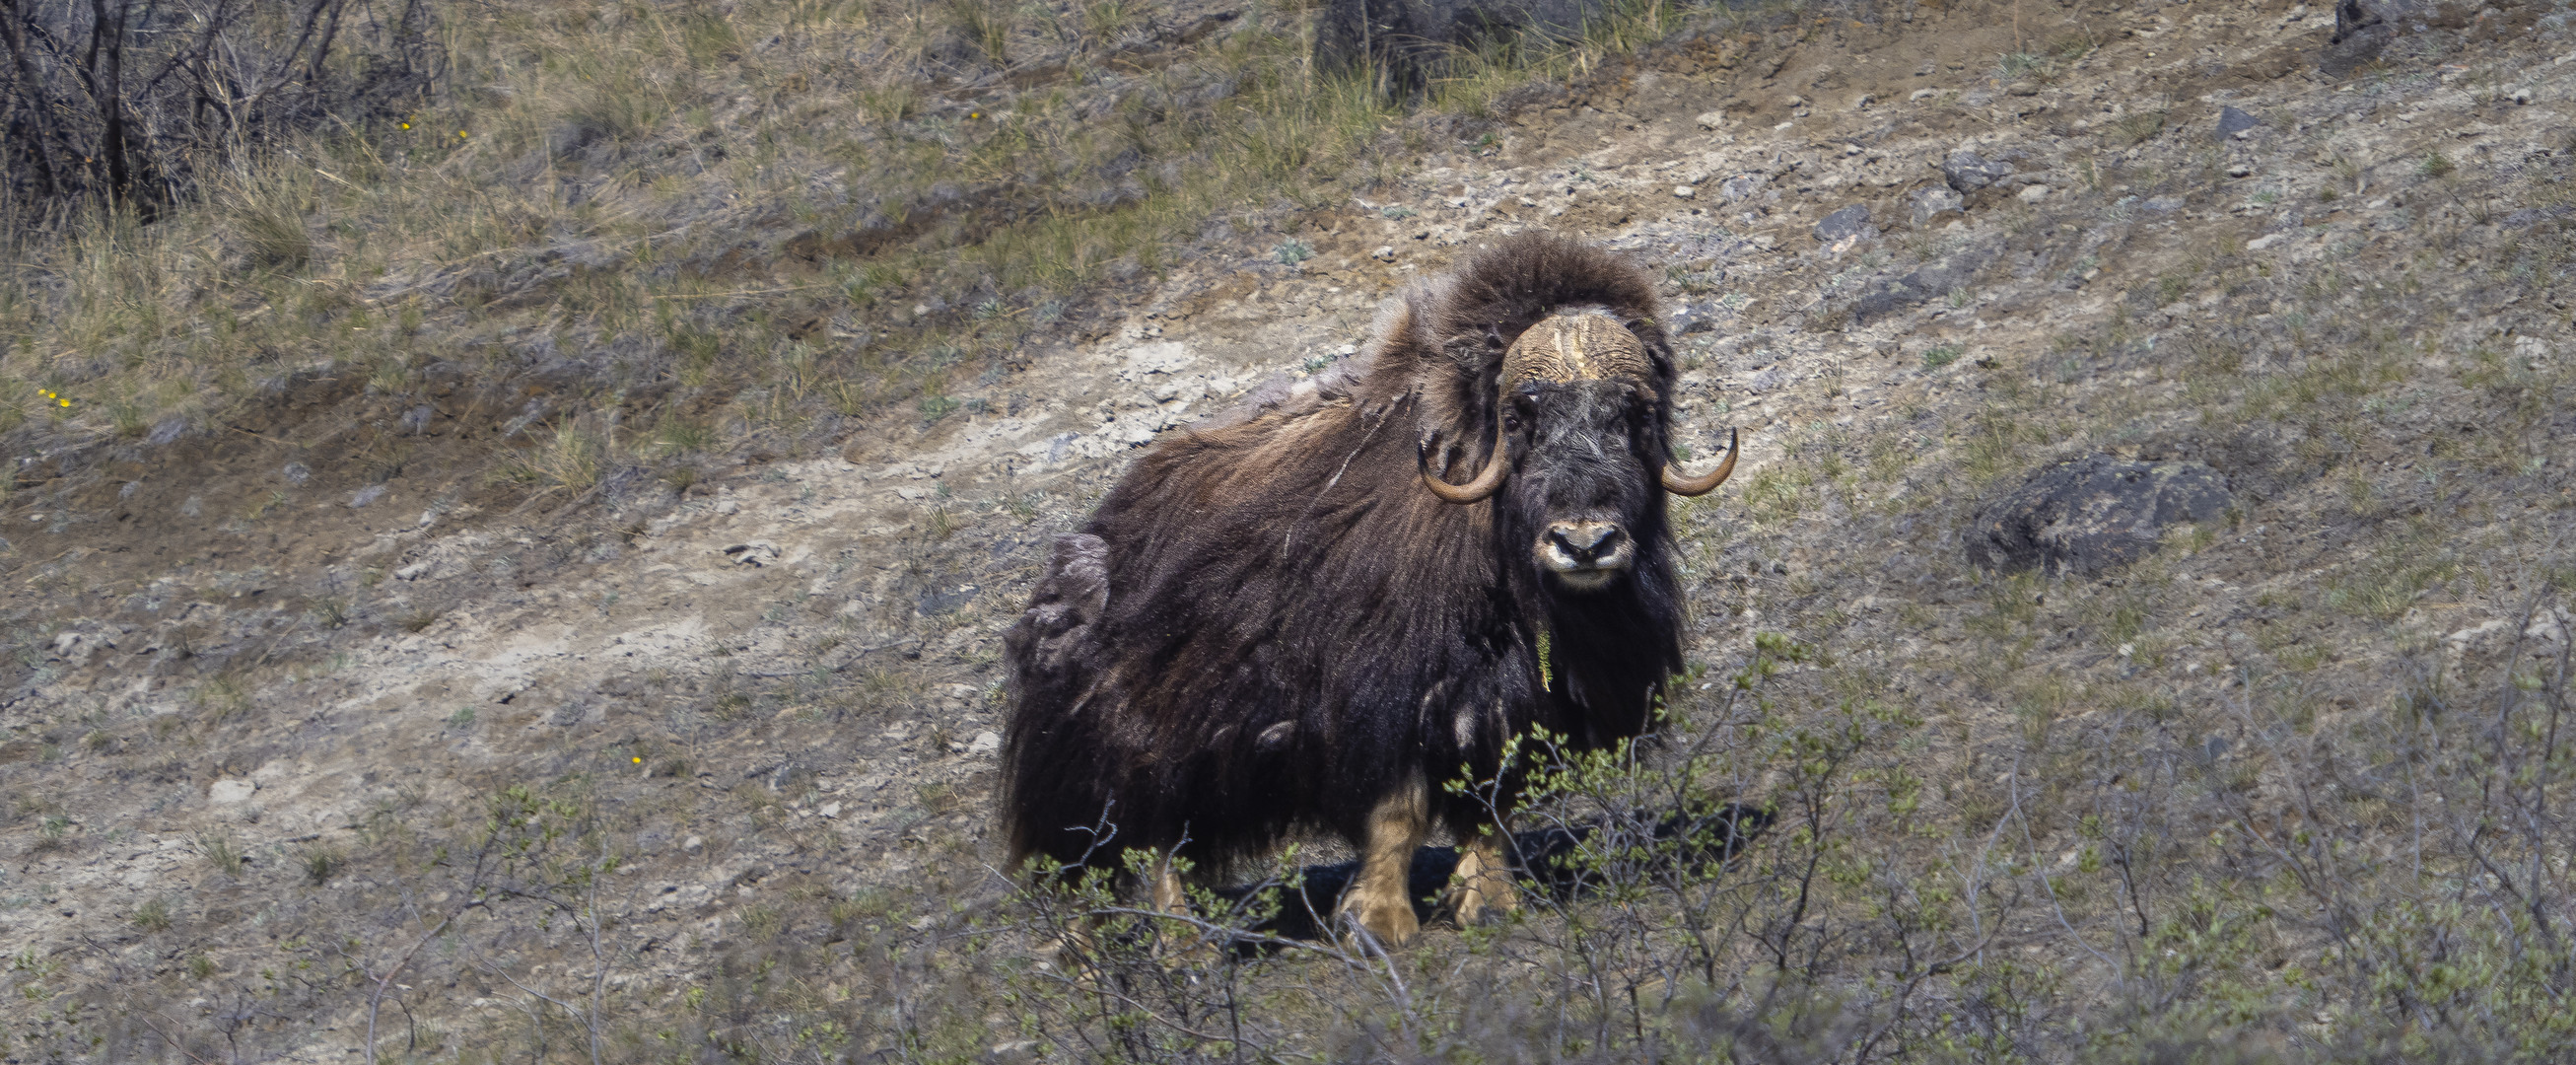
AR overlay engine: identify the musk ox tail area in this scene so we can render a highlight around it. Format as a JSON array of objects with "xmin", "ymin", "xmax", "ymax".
[{"xmin": 999, "ymin": 533, "xmax": 1113, "ymax": 871}]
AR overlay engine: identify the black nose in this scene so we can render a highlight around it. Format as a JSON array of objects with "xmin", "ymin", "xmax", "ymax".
[{"xmin": 1548, "ymin": 523, "xmax": 1623, "ymax": 563}]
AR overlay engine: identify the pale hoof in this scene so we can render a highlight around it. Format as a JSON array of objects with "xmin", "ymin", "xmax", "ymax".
[
  {"xmin": 1338, "ymin": 895, "xmax": 1421, "ymax": 948},
  {"xmin": 1445, "ymin": 838, "xmax": 1521, "ymax": 928},
  {"xmin": 1447, "ymin": 888, "xmax": 1512, "ymax": 928}
]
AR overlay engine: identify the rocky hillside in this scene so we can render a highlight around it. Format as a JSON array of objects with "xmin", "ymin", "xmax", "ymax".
[{"xmin": 6, "ymin": 0, "xmax": 2576, "ymax": 1060}]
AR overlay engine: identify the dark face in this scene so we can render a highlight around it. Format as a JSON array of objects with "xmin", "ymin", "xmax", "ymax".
[{"xmin": 1498, "ymin": 378, "xmax": 1664, "ymax": 593}]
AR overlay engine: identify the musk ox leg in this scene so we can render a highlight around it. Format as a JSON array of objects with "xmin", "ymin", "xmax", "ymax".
[
  {"xmin": 1150, "ymin": 857, "xmax": 1188, "ymax": 916},
  {"xmin": 1447, "ymin": 831, "xmax": 1520, "ymax": 926},
  {"xmin": 1339, "ymin": 781, "xmax": 1431, "ymax": 946},
  {"xmin": 1147, "ymin": 857, "xmax": 1227, "ymax": 963}
]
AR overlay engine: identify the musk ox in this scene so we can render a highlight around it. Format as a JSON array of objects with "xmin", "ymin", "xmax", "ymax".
[{"xmin": 1001, "ymin": 232, "xmax": 1738, "ymax": 945}]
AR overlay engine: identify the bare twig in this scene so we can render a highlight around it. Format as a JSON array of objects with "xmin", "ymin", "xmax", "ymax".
[
  {"xmin": 137, "ymin": 1010, "xmax": 219, "ymax": 1065},
  {"xmin": 364, "ymin": 836, "xmax": 508, "ymax": 1065},
  {"xmin": 2009, "ymin": 759, "xmax": 2124, "ymax": 984},
  {"xmin": 363, "ymin": 900, "xmax": 475, "ymax": 1065}
]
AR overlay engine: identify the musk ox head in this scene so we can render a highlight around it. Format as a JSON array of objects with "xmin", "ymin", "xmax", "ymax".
[{"xmin": 1419, "ymin": 312, "xmax": 1737, "ymax": 593}]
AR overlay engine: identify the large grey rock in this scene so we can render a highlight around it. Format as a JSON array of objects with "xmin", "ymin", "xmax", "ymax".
[
  {"xmin": 1814, "ymin": 204, "xmax": 1873, "ymax": 242},
  {"xmin": 1849, "ymin": 243, "xmax": 1994, "ymax": 324},
  {"xmin": 1968, "ymin": 457, "xmax": 2233, "ymax": 575},
  {"xmin": 2214, "ymin": 106, "xmax": 2261, "ymax": 141},
  {"xmin": 1912, "ymin": 185, "xmax": 1965, "ymax": 224},
  {"xmin": 1942, "ymin": 149, "xmax": 2014, "ymax": 193}
]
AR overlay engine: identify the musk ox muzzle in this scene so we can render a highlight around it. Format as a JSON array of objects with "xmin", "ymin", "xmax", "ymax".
[{"xmin": 1537, "ymin": 518, "xmax": 1632, "ymax": 590}]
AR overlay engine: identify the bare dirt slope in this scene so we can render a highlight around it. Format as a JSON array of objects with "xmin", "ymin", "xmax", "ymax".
[{"xmin": 6, "ymin": 0, "xmax": 2576, "ymax": 1059}]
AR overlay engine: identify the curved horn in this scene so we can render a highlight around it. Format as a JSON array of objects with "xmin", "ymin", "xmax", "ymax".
[
  {"xmin": 1661, "ymin": 428, "xmax": 1740, "ymax": 497},
  {"xmin": 1421, "ymin": 414, "xmax": 1508, "ymax": 505}
]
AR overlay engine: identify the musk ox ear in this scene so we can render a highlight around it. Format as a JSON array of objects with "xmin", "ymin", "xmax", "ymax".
[{"xmin": 1004, "ymin": 533, "xmax": 1111, "ymax": 680}]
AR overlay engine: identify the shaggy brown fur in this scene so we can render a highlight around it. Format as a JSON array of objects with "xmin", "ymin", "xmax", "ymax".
[{"xmin": 1002, "ymin": 232, "xmax": 1715, "ymax": 942}]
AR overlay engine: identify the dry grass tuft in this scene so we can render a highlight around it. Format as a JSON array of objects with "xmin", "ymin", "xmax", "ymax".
[{"xmin": 495, "ymin": 419, "xmax": 611, "ymax": 492}]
